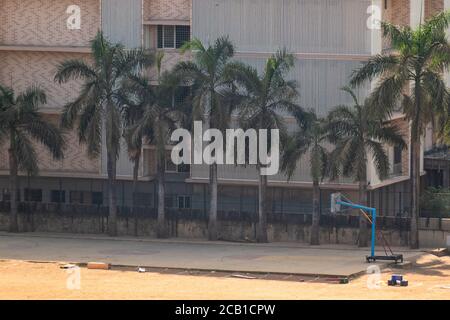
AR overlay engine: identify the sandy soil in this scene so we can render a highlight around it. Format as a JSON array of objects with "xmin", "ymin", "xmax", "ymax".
[{"xmin": 1, "ymin": 254, "xmax": 450, "ymax": 300}]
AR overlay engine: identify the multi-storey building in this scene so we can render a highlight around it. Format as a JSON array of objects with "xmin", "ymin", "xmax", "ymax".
[{"xmin": 0, "ymin": 0, "xmax": 444, "ymax": 219}]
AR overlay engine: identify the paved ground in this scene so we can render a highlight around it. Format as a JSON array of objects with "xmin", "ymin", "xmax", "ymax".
[{"xmin": 0, "ymin": 232, "xmax": 421, "ymax": 277}]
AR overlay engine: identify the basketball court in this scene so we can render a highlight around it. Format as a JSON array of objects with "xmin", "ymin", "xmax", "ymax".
[{"xmin": 0, "ymin": 232, "xmax": 421, "ymax": 279}]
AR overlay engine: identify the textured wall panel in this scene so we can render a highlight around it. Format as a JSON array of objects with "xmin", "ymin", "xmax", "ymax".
[
  {"xmin": 384, "ymin": 0, "xmax": 410, "ymax": 26},
  {"xmin": 425, "ymin": 0, "xmax": 444, "ymax": 18},
  {"xmin": 0, "ymin": 0, "xmax": 100, "ymax": 47},
  {"xmin": 0, "ymin": 51, "xmax": 89, "ymax": 111},
  {"xmin": 0, "ymin": 114, "xmax": 100, "ymax": 174},
  {"xmin": 144, "ymin": 0, "xmax": 191, "ymax": 21},
  {"xmin": 147, "ymin": 51, "xmax": 191, "ymax": 80}
]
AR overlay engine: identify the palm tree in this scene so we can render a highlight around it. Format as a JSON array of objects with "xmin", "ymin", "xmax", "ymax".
[
  {"xmin": 0, "ymin": 85, "xmax": 64, "ymax": 232},
  {"xmin": 327, "ymin": 87, "xmax": 406, "ymax": 247},
  {"xmin": 173, "ymin": 37, "xmax": 238, "ymax": 240},
  {"xmin": 122, "ymin": 91, "xmax": 145, "ymax": 236},
  {"xmin": 282, "ymin": 112, "xmax": 328, "ymax": 245},
  {"xmin": 350, "ymin": 12, "xmax": 450, "ymax": 248},
  {"xmin": 122, "ymin": 52, "xmax": 166, "ymax": 236},
  {"xmin": 228, "ymin": 50, "xmax": 302, "ymax": 243},
  {"xmin": 54, "ymin": 32, "xmax": 153, "ymax": 236},
  {"xmin": 126, "ymin": 68, "xmax": 181, "ymax": 238}
]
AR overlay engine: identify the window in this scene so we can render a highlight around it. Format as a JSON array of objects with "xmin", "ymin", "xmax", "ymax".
[
  {"xmin": 163, "ymin": 25, "xmax": 175, "ymax": 48},
  {"xmin": 51, "ymin": 190, "xmax": 65, "ymax": 203},
  {"xmin": 166, "ymin": 149, "xmax": 190, "ymax": 173},
  {"xmin": 70, "ymin": 191, "xmax": 84, "ymax": 204},
  {"xmin": 173, "ymin": 86, "xmax": 191, "ymax": 107},
  {"xmin": 393, "ymin": 146, "xmax": 403, "ymax": 175},
  {"xmin": 394, "ymin": 146, "xmax": 402, "ymax": 164},
  {"xmin": 157, "ymin": 25, "xmax": 190, "ymax": 49},
  {"xmin": 135, "ymin": 193, "xmax": 153, "ymax": 207},
  {"xmin": 176, "ymin": 26, "xmax": 190, "ymax": 48},
  {"xmin": 165, "ymin": 156, "xmax": 178, "ymax": 172},
  {"xmin": 92, "ymin": 192, "xmax": 103, "ymax": 205},
  {"xmin": 2, "ymin": 189, "xmax": 20, "ymax": 202},
  {"xmin": 178, "ymin": 196, "xmax": 191, "ymax": 209},
  {"xmin": 165, "ymin": 195, "xmax": 191, "ymax": 209},
  {"xmin": 24, "ymin": 189, "xmax": 42, "ymax": 202},
  {"xmin": 177, "ymin": 164, "xmax": 191, "ymax": 173},
  {"xmin": 1, "ymin": 189, "xmax": 8, "ymax": 202},
  {"xmin": 165, "ymin": 195, "xmax": 175, "ymax": 208},
  {"xmin": 70, "ymin": 191, "xmax": 102, "ymax": 205}
]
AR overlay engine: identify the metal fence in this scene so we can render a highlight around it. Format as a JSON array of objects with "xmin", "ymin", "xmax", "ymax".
[{"xmin": 0, "ymin": 201, "xmax": 412, "ymax": 231}]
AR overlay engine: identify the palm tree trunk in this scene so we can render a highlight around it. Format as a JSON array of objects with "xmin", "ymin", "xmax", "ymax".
[
  {"xmin": 410, "ymin": 82, "xmax": 421, "ymax": 249},
  {"xmin": 257, "ymin": 167, "xmax": 268, "ymax": 243},
  {"xmin": 208, "ymin": 163, "xmax": 218, "ymax": 240},
  {"xmin": 8, "ymin": 143, "xmax": 19, "ymax": 233},
  {"xmin": 157, "ymin": 158, "xmax": 167, "ymax": 238},
  {"xmin": 132, "ymin": 151, "xmax": 140, "ymax": 237},
  {"xmin": 410, "ymin": 137, "xmax": 421, "ymax": 249},
  {"xmin": 107, "ymin": 152, "xmax": 118, "ymax": 236},
  {"xmin": 358, "ymin": 178, "xmax": 369, "ymax": 247},
  {"xmin": 310, "ymin": 180, "xmax": 320, "ymax": 245}
]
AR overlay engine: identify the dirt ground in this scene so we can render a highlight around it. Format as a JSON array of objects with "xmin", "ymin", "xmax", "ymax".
[{"xmin": 1, "ymin": 254, "xmax": 450, "ymax": 300}]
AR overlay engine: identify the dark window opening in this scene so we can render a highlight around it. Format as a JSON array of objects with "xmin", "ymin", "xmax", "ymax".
[
  {"xmin": 70, "ymin": 191, "xmax": 102, "ymax": 205},
  {"xmin": 135, "ymin": 193, "xmax": 153, "ymax": 207},
  {"xmin": 176, "ymin": 25, "xmax": 190, "ymax": 48},
  {"xmin": 163, "ymin": 25, "xmax": 175, "ymax": 48},
  {"xmin": 166, "ymin": 156, "xmax": 177, "ymax": 172},
  {"xmin": 157, "ymin": 25, "xmax": 163, "ymax": 48},
  {"xmin": 70, "ymin": 191, "xmax": 84, "ymax": 204},
  {"xmin": 92, "ymin": 192, "xmax": 103, "ymax": 205},
  {"xmin": 173, "ymin": 86, "xmax": 190, "ymax": 106},
  {"xmin": 166, "ymin": 150, "xmax": 190, "ymax": 173},
  {"xmin": 24, "ymin": 188, "xmax": 42, "ymax": 202},
  {"xmin": 165, "ymin": 195, "xmax": 175, "ymax": 208},
  {"xmin": 394, "ymin": 146, "xmax": 402, "ymax": 164},
  {"xmin": 2, "ymin": 189, "xmax": 21, "ymax": 202},
  {"xmin": 177, "ymin": 164, "xmax": 191, "ymax": 173},
  {"xmin": 51, "ymin": 190, "xmax": 65, "ymax": 203}
]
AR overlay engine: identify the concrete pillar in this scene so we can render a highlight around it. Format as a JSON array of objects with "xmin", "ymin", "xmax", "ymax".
[
  {"xmin": 445, "ymin": 0, "xmax": 450, "ymax": 85},
  {"xmin": 443, "ymin": 1, "xmax": 450, "ymax": 189},
  {"xmin": 367, "ymin": 0, "xmax": 383, "ymax": 186},
  {"xmin": 409, "ymin": 0, "xmax": 426, "ymax": 177},
  {"xmin": 371, "ymin": 0, "xmax": 383, "ymax": 56},
  {"xmin": 444, "ymin": 166, "xmax": 450, "ymax": 188},
  {"xmin": 410, "ymin": 0, "xmax": 425, "ymax": 28}
]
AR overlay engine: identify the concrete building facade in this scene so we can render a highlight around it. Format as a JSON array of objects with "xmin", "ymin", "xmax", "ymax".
[{"xmin": 0, "ymin": 0, "xmax": 443, "ymax": 218}]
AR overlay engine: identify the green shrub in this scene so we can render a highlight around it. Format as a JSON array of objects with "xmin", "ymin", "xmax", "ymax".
[{"xmin": 421, "ymin": 188, "xmax": 450, "ymax": 218}]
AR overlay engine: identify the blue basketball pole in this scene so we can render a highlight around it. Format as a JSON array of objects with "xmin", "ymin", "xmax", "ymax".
[
  {"xmin": 337, "ymin": 201, "xmax": 376, "ymax": 257},
  {"xmin": 370, "ymin": 208, "xmax": 376, "ymax": 258}
]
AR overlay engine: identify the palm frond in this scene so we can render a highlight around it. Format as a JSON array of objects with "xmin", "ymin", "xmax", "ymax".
[
  {"xmin": 23, "ymin": 116, "xmax": 64, "ymax": 160},
  {"xmin": 350, "ymin": 54, "xmax": 399, "ymax": 87},
  {"xmin": 60, "ymin": 81, "xmax": 98, "ymax": 129},
  {"xmin": 366, "ymin": 140, "xmax": 390, "ymax": 179},
  {"xmin": 115, "ymin": 47, "xmax": 154, "ymax": 79},
  {"xmin": 13, "ymin": 131, "xmax": 39, "ymax": 176},
  {"xmin": 372, "ymin": 124, "xmax": 406, "ymax": 150},
  {"xmin": 54, "ymin": 59, "xmax": 96, "ymax": 84},
  {"xmin": 16, "ymin": 86, "xmax": 47, "ymax": 112}
]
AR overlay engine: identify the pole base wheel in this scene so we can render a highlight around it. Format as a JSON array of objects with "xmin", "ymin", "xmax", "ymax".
[{"xmin": 366, "ymin": 255, "xmax": 404, "ymax": 264}]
